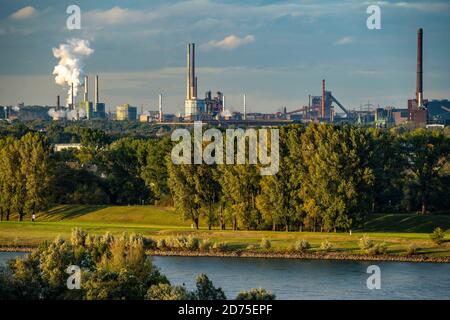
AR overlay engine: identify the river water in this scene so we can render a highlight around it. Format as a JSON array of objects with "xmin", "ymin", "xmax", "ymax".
[{"xmin": 1, "ymin": 252, "xmax": 449, "ymax": 299}]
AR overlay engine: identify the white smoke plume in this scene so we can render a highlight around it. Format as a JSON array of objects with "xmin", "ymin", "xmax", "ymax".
[{"xmin": 52, "ymin": 38, "xmax": 94, "ymax": 107}]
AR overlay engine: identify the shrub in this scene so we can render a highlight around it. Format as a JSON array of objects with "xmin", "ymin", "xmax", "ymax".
[
  {"xmin": 320, "ymin": 240, "xmax": 333, "ymax": 252},
  {"xmin": 359, "ymin": 235, "xmax": 374, "ymax": 250},
  {"xmin": 367, "ymin": 242, "xmax": 387, "ymax": 256},
  {"xmin": 212, "ymin": 242, "xmax": 229, "ymax": 252},
  {"xmin": 292, "ymin": 239, "xmax": 310, "ymax": 252},
  {"xmin": 236, "ymin": 288, "xmax": 276, "ymax": 300},
  {"xmin": 143, "ymin": 237, "xmax": 157, "ymax": 249},
  {"xmin": 71, "ymin": 228, "xmax": 87, "ymax": 246},
  {"xmin": 146, "ymin": 283, "xmax": 191, "ymax": 300},
  {"xmin": 157, "ymin": 238, "xmax": 167, "ymax": 249},
  {"xmin": 260, "ymin": 239, "xmax": 271, "ymax": 250},
  {"xmin": 406, "ymin": 243, "xmax": 419, "ymax": 256},
  {"xmin": 163, "ymin": 235, "xmax": 199, "ymax": 250},
  {"xmin": 199, "ymin": 239, "xmax": 213, "ymax": 252},
  {"xmin": 186, "ymin": 235, "xmax": 200, "ymax": 250},
  {"xmin": 430, "ymin": 227, "xmax": 445, "ymax": 245},
  {"xmin": 246, "ymin": 244, "xmax": 257, "ymax": 250}
]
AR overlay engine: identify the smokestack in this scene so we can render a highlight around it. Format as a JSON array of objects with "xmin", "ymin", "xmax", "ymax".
[
  {"xmin": 84, "ymin": 75, "xmax": 88, "ymax": 103},
  {"xmin": 71, "ymin": 83, "xmax": 74, "ymax": 110},
  {"xmin": 186, "ymin": 44, "xmax": 191, "ymax": 100},
  {"xmin": 223, "ymin": 95, "xmax": 226, "ymax": 112},
  {"xmin": 190, "ymin": 44, "xmax": 196, "ymax": 99},
  {"xmin": 94, "ymin": 75, "xmax": 99, "ymax": 109},
  {"xmin": 322, "ymin": 79, "xmax": 325, "ymax": 118},
  {"xmin": 243, "ymin": 94, "xmax": 247, "ymax": 120},
  {"xmin": 159, "ymin": 93, "xmax": 163, "ymax": 123},
  {"xmin": 57, "ymin": 95, "xmax": 60, "ymax": 111},
  {"xmin": 416, "ymin": 28, "xmax": 423, "ymax": 107}
]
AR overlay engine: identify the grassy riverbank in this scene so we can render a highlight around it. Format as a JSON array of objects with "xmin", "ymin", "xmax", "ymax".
[{"xmin": 0, "ymin": 205, "xmax": 449, "ymax": 259}]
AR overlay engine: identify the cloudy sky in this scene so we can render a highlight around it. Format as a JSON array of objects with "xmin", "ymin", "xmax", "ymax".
[{"xmin": 0, "ymin": 0, "xmax": 449, "ymax": 114}]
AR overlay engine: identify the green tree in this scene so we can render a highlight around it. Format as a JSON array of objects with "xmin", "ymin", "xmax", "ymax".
[
  {"xmin": 168, "ymin": 162, "xmax": 201, "ymax": 229},
  {"xmin": 402, "ymin": 129, "xmax": 449, "ymax": 215},
  {"xmin": 299, "ymin": 124, "xmax": 374, "ymax": 232}
]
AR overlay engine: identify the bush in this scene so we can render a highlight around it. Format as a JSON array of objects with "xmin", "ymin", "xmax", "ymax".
[
  {"xmin": 260, "ymin": 239, "xmax": 271, "ymax": 250},
  {"xmin": 292, "ymin": 239, "xmax": 311, "ymax": 252},
  {"xmin": 199, "ymin": 239, "xmax": 213, "ymax": 252},
  {"xmin": 143, "ymin": 237, "xmax": 157, "ymax": 249},
  {"xmin": 146, "ymin": 283, "xmax": 191, "ymax": 300},
  {"xmin": 359, "ymin": 235, "xmax": 374, "ymax": 250},
  {"xmin": 163, "ymin": 235, "xmax": 199, "ymax": 250},
  {"xmin": 406, "ymin": 243, "xmax": 419, "ymax": 256},
  {"xmin": 430, "ymin": 227, "xmax": 445, "ymax": 245},
  {"xmin": 367, "ymin": 242, "xmax": 387, "ymax": 256},
  {"xmin": 186, "ymin": 235, "xmax": 200, "ymax": 250},
  {"xmin": 212, "ymin": 242, "xmax": 229, "ymax": 252},
  {"xmin": 320, "ymin": 240, "xmax": 333, "ymax": 252},
  {"xmin": 236, "ymin": 288, "xmax": 276, "ymax": 300},
  {"xmin": 157, "ymin": 238, "xmax": 167, "ymax": 249},
  {"xmin": 246, "ymin": 244, "xmax": 257, "ymax": 250}
]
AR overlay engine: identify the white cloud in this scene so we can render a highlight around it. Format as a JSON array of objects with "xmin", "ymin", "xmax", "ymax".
[
  {"xmin": 201, "ymin": 35, "xmax": 255, "ymax": 51},
  {"xmin": 367, "ymin": 1, "xmax": 450, "ymax": 12},
  {"xmin": 334, "ymin": 36, "xmax": 355, "ymax": 46},
  {"xmin": 10, "ymin": 6, "xmax": 38, "ymax": 20},
  {"xmin": 84, "ymin": 6, "xmax": 151, "ymax": 25}
]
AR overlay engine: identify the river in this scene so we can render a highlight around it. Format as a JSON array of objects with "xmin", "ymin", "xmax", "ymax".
[{"xmin": 1, "ymin": 252, "xmax": 449, "ymax": 299}]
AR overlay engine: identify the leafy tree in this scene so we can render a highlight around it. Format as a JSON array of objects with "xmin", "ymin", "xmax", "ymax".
[
  {"xmin": 191, "ymin": 273, "xmax": 226, "ymax": 300},
  {"xmin": 146, "ymin": 283, "xmax": 191, "ymax": 300},
  {"xmin": 141, "ymin": 137, "xmax": 172, "ymax": 201},
  {"xmin": 219, "ymin": 164, "xmax": 260, "ymax": 230},
  {"xmin": 168, "ymin": 162, "xmax": 201, "ymax": 229},
  {"xmin": 401, "ymin": 129, "xmax": 449, "ymax": 215},
  {"xmin": 298, "ymin": 124, "xmax": 374, "ymax": 232}
]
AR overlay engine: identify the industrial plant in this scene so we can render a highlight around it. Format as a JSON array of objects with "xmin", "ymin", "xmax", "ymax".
[{"xmin": 1, "ymin": 28, "xmax": 449, "ymax": 127}]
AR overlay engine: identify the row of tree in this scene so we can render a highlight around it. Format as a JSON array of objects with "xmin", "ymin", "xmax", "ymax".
[
  {"xmin": 167, "ymin": 125, "xmax": 450, "ymax": 231},
  {"xmin": 0, "ymin": 124, "xmax": 449, "ymax": 230}
]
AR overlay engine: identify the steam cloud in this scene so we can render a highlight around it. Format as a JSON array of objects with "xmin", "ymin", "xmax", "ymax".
[{"xmin": 52, "ymin": 39, "xmax": 94, "ymax": 107}]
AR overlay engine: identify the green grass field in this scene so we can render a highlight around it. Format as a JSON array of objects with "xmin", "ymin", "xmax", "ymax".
[{"xmin": 0, "ymin": 205, "xmax": 449, "ymax": 258}]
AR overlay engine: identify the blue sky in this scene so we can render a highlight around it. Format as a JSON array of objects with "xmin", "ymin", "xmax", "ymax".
[{"xmin": 0, "ymin": 0, "xmax": 449, "ymax": 114}]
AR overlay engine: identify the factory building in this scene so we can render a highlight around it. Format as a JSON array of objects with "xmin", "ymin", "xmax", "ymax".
[
  {"xmin": 116, "ymin": 103, "xmax": 137, "ymax": 121},
  {"xmin": 184, "ymin": 43, "xmax": 225, "ymax": 120},
  {"xmin": 427, "ymin": 100, "xmax": 450, "ymax": 125},
  {"xmin": 184, "ymin": 43, "xmax": 205, "ymax": 119},
  {"xmin": 76, "ymin": 75, "xmax": 106, "ymax": 120}
]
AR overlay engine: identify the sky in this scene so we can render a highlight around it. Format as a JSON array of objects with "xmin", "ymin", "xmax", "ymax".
[{"xmin": 0, "ymin": 0, "xmax": 449, "ymax": 114}]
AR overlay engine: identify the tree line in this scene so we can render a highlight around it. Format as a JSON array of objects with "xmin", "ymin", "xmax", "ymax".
[{"xmin": 0, "ymin": 124, "xmax": 449, "ymax": 231}]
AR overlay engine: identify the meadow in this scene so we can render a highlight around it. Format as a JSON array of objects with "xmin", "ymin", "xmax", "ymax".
[{"xmin": 0, "ymin": 205, "xmax": 449, "ymax": 258}]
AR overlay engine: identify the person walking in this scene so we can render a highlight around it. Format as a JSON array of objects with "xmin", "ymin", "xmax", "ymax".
[{"xmin": 32, "ymin": 213, "xmax": 36, "ymax": 223}]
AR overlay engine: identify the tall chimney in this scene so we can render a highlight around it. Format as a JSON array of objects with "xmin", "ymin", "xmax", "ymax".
[
  {"xmin": 186, "ymin": 44, "xmax": 191, "ymax": 100},
  {"xmin": 243, "ymin": 94, "xmax": 247, "ymax": 120},
  {"xmin": 57, "ymin": 95, "xmax": 60, "ymax": 111},
  {"xmin": 94, "ymin": 75, "xmax": 99, "ymax": 110},
  {"xmin": 71, "ymin": 83, "xmax": 74, "ymax": 110},
  {"xmin": 159, "ymin": 93, "xmax": 163, "ymax": 123},
  {"xmin": 190, "ymin": 43, "xmax": 196, "ymax": 99},
  {"xmin": 416, "ymin": 28, "xmax": 423, "ymax": 107},
  {"xmin": 223, "ymin": 95, "xmax": 226, "ymax": 112},
  {"xmin": 84, "ymin": 75, "xmax": 88, "ymax": 103},
  {"xmin": 321, "ymin": 79, "xmax": 325, "ymax": 118}
]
